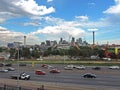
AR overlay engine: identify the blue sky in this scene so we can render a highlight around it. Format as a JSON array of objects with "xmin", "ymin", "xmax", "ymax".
[{"xmin": 0, "ymin": 0, "xmax": 120, "ymax": 46}]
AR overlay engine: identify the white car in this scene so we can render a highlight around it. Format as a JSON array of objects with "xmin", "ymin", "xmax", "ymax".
[
  {"xmin": 109, "ymin": 66, "xmax": 120, "ymax": 69},
  {"xmin": 74, "ymin": 65, "xmax": 86, "ymax": 70},
  {"xmin": 64, "ymin": 66, "xmax": 73, "ymax": 70},
  {"xmin": 0, "ymin": 69, "xmax": 8, "ymax": 72},
  {"xmin": 7, "ymin": 67, "xmax": 15, "ymax": 71}
]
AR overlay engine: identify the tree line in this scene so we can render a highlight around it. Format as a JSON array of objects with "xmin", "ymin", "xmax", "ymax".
[{"xmin": 5, "ymin": 45, "xmax": 119, "ymax": 60}]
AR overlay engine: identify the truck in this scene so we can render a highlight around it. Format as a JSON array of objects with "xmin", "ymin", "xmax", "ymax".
[{"xmin": 10, "ymin": 72, "xmax": 30, "ymax": 80}]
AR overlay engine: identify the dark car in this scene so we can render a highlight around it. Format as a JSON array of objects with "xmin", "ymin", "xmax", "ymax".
[
  {"xmin": 19, "ymin": 63, "xmax": 27, "ymax": 66},
  {"xmin": 11, "ymin": 72, "xmax": 30, "ymax": 80},
  {"xmin": 92, "ymin": 67, "xmax": 101, "ymax": 70},
  {"xmin": 5, "ymin": 63, "xmax": 12, "ymax": 67},
  {"xmin": 0, "ymin": 63, "xmax": 4, "ymax": 67},
  {"xmin": 83, "ymin": 73, "xmax": 96, "ymax": 78}
]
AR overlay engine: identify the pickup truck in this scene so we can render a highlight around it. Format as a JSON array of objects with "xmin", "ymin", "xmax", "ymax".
[{"xmin": 10, "ymin": 72, "xmax": 30, "ymax": 80}]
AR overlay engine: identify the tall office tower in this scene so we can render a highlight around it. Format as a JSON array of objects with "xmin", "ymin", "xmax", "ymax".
[
  {"xmin": 46, "ymin": 40, "xmax": 51, "ymax": 46},
  {"xmin": 59, "ymin": 38, "xmax": 63, "ymax": 44},
  {"xmin": 76, "ymin": 38, "xmax": 82, "ymax": 45}
]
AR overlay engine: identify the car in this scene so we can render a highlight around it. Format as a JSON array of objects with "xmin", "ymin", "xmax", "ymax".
[
  {"xmin": 7, "ymin": 67, "xmax": 15, "ymax": 71},
  {"xmin": 11, "ymin": 72, "xmax": 30, "ymax": 80},
  {"xmin": 83, "ymin": 73, "xmax": 96, "ymax": 78},
  {"xmin": 75, "ymin": 65, "xmax": 86, "ymax": 70},
  {"xmin": 64, "ymin": 66, "xmax": 73, "ymax": 70},
  {"xmin": 35, "ymin": 70, "xmax": 46, "ymax": 75},
  {"xmin": 41, "ymin": 64, "xmax": 53, "ymax": 69},
  {"xmin": 0, "ymin": 63, "xmax": 4, "ymax": 67},
  {"xmin": 4, "ymin": 63, "xmax": 12, "ymax": 66},
  {"xmin": 41, "ymin": 64, "xmax": 47, "ymax": 67},
  {"xmin": 109, "ymin": 66, "xmax": 120, "ymax": 69},
  {"xmin": 36, "ymin": 58, "xmax": 43, "ymax": 61},
  {"xmin": 0, "ymin": 69, "xmax": 8, "ymax": 73},
  {"xmin": 92, "ymin": 67, "xmax": 101, "ymax": 70},
  {"xmin": 49, "ymin": 69, "xmax": 60, "ymax": 73},
  {"xmin": 19, "ymin": 63, "xmax": 27, "ymax": 66}
]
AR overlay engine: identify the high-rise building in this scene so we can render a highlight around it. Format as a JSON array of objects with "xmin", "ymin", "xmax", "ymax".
[
  {"xmin": 59, "ymin": 38, "xmax": 63, "ymax": 44},
  {"xmin": 51, "ymin": 40, "xmax": 57, "ymax": 46},
  {"xmin": 46, "ymin": 40, "xmax": 51, "ymax": 46},
  {"xmin": 76, "ymin": 38, "xmax": 82, "ymax": 46}
]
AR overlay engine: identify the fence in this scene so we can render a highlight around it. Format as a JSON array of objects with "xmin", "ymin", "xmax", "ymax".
[{"xmin": 0, "ymin": 84, "xmax": 45, "ymax": 90}]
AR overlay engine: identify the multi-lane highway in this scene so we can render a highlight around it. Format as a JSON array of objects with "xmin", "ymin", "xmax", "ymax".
[{"xmin": 0, "ymin": 64, "xmax": 120, "ymax": 89}]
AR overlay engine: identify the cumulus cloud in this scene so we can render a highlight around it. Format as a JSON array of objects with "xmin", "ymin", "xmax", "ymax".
[
  {"xmin": 0, "ymin": 26, "xmax": 40, "ymax": 46},
  {"xmin": 14, "ymin": 0, "xmax": 55, "ymax": 15},
  {"xmin": 28, "ymin": 15, "xmax": 112, "ymax": 42},
  {"xmin": 75, "ymin": 15, "xmax": 89, "ymax": 22},
  {"xmin": 103, "ymin": 0, "xmax": 120, "ymax": 25},
  {"xmin": 0, "ymin": 0, "xmax": 55, "ymax": 21},
  {"xmin": 30, "ymin": 21, "xmax": 85, "ymax": 41},
  {"xmin": 104, "ymin": 0, "xmax": 120, "ymax": 15},
  {"xmin": 0, "ymin": 26, "xmax": 8, "ymax": 31}
]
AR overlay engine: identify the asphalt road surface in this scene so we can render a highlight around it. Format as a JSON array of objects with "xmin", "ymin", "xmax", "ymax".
[{"xmin": 0, "ymin": 64, "xmax": 120, "ymax": 89}]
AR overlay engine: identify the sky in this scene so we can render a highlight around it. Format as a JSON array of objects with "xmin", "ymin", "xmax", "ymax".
[{"xmin": 0, "ymin": 0, "xmax": 120, "ymax": 46}]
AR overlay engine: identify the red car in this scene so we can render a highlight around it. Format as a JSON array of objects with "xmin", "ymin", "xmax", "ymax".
[
  {"xmin": 49, "ymin": 69, "xmax": 60, "ymax": 73},
  {"xmin": 41, "ymin": 64, "xmax": 47, "ymax": 67},
  {"xmin": 35, "ymin": 70, "xmax": 46, "ymax": 75}
]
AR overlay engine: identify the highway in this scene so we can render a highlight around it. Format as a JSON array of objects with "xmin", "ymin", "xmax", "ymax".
[{"xmin": 0, "ymin": 64, "xmax": 120, "ymax": 89}]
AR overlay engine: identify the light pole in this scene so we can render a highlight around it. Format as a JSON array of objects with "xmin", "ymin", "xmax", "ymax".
[
  {"xmin": 14, "ymin": 42, "xmax": 21, "ymax": 90},
  {"xmin": 17, "ymin": 47, "xmax": 20, "ymax": 89}
]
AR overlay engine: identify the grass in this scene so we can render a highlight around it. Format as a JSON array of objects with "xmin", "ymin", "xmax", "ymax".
[{"xmin": 1, "ymin": 59, "xmax": 120, "ymax": 66}]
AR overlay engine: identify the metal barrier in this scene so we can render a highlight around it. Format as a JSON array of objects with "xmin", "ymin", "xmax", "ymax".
[{"xmin": 0, "ymin": 84, "xmax": 45, "ymax": 90}]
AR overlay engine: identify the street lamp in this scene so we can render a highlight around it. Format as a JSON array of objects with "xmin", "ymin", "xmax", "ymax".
[
  {"xmin": 17, "ymin": 47, "xmax": 20, "ymax": 89},
  {"xmin": 14, "ymin": 42, "xmax": 22, "ymax": 90}
]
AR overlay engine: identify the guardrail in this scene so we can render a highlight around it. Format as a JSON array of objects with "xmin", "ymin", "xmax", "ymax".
[{"xmin": 0, "ymin": 84, "xmax": 44, "ymax": 90}]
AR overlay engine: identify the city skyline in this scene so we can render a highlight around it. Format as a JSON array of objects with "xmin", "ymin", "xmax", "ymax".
[{"xmin": 0, "ymin": 0, "xmax": 120, "ymax": 46}]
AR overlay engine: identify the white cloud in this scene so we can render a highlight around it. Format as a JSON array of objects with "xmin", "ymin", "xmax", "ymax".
[
  {"xmin": 0, "ymin": 0, "xmax": 55, "ymax": 21},
  {"xmin": 104, "ymin": 0, "xmax": 120, "ymax": 14},
  {"xmin": 47, "ymin": 0, "xmax": 53, "ymax": 3},
  {"xmin": 0, "ymin": 26, "xmax": 40, "ymax": 46},
  {"xmin": 0, "ymin": 26, "xmax": 8, "ymax": 31},
  {"xmin": 88, "ymin": 2, "xmax": 95, "ymax": 5},
  {"xmin": 0, "ymin": 18, "xmax": 6, "ymax": 23},
  {"xmin": 103, "ymin": 0, "xmax": 120, "ymax": 25},
  {"xmin": 14, "ymin": 0, "xmax": 55, "ymax": 15},
  {"xmin": 75, "ymin": 15, "xmax": 89, "ymax": 22},
  {"xmin": 23, "ymin": 22, "xmax": 41, "ymax": 26},
  {"xmin": 30, "ymin": 21, "xmax": 85, "ymax": 41},
  {"xmin": 28, "ymin": 15, "xmax": 112, "ymax": 42},
  {"xmin": 88, "ymin": 28, "xmax": 98, "ymax": 31}
]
